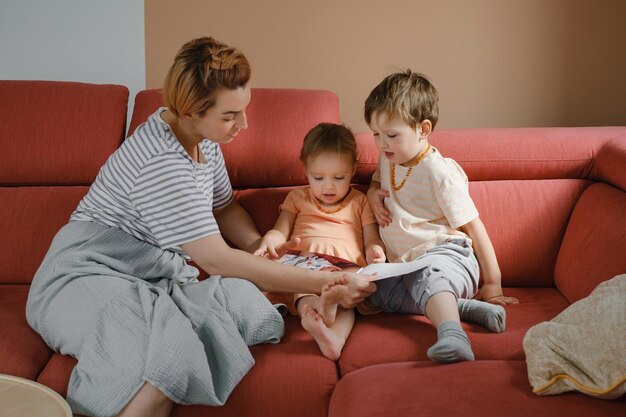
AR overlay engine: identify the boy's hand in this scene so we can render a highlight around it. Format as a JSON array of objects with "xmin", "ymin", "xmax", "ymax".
[
  {"xmin": 367, "ymin": 186, "xmax": 392, "ymax": 227},
  {"xmin": 475, "ymin": 282, "xmax": 519, "ymax": 305},
  {"xmin": 366, "ymin": 244, "xmax": 386, "ymax": 264},
  {"xmin": 335, "ymin": 272, "xmax": 377, "ymax": 308}
]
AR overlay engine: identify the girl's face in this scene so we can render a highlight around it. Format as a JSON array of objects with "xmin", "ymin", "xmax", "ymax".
[
  {"xmin": 188, "ymin": 84, "xmax": 251, "ymax": 144},
  {"xmin": 305, "ymin": 151, "xmax": 356, "ymax": 206},
  {"xmin": 369, "ymin": 111, "xmax": 427, "ymax": 166}
]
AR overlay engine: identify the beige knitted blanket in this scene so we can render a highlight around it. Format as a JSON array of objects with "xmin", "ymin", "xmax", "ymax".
[{"xmin": 523, "ymin": 274, "xmax": 626, "ymax": 399}]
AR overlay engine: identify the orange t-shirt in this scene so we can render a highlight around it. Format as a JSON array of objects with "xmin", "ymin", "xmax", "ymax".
[{"xmin": 281, "ymin": 187, "xmax": 377, "ymax": 267}]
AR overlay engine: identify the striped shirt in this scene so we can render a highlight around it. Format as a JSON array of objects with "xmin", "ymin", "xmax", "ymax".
[
  {"xmin": 71, "ymin": 107, "xmax": 233, "ymax": 254},
  {"xmin": 373, "ymin": 147, "xmax": 478, "ymax": 262}
]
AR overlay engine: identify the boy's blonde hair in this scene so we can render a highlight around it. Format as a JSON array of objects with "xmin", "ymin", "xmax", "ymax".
[
  {"xmin": 364, "ymin": 70, "xmax": 439, "ymax": 130},
  {"xmin": 163, "ymin": 37, "xmax": 251, "ymax": 117},
  {"xmin": 300, "ymin": 123, "xmax": 357, "ymax": 166}
]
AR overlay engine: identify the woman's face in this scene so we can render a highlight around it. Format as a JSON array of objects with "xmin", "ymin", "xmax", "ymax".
[{"xmin": 189, "ymin": 84, "xmax": 251, "ymax": 144}]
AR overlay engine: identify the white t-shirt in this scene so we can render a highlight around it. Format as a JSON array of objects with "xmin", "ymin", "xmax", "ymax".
[
  {"xmin": 71, "ymin": 107, "xmax": 233, "ymax": 254},
  {"xmin": 373, "ymin": 146, "xmax": 478, "ymax": 262}
]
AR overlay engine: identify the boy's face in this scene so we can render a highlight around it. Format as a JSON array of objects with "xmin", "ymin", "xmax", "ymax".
[
  {"xmin": 305, "ymin": 151, "xmax": 356, "ymax": 206},
  {"xmin": 369, "ymin": 111, "xmax": 426, "ymax": 166}
]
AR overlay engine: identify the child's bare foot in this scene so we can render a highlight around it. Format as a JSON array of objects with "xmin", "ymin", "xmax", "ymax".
[
  {"xmin": 300, "ymin": 304, "xmax": 344, "ymax": 361},
  {"xmin": 319, "ymin": 284, "xmax": 349, "ymax": 326}
]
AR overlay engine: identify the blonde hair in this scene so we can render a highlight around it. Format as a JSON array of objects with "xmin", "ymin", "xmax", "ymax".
[
  {"xmin": 163, "ymin": 37, "xmax": 251, "ymax": 117},
  {"xmin": 300, "ymin": 123, "xmax": 357, "ymax": 166},
  {"xmin": 364, "ymin": 70, "xmax": 439, "ymax": 130}
]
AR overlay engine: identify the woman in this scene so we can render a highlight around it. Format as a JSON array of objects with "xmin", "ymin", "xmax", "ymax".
[{"xmin": 26, "ymin": 37, "xmax": 376, "ymax": 417}]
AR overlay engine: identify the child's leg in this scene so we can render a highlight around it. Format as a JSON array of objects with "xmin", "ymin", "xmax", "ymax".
[
  {"xmin": 318, "ymin": 282, "xmax": 349, "ymax": 325},
  {"xmin": 457, "ymin": 298, "xmax": 506, "ymax": 333},
  {"xmin": 298, "ymin": 295, "xmax": 355, "ymax": 360},
  {"xmin": 424, "ymin": 292, "xmax": 474, "ymax": 363}
]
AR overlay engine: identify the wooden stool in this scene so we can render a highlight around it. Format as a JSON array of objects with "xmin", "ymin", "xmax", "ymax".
[{"xmin": 0, "ymin": 374, "xmax": 72, "ymax": 417}]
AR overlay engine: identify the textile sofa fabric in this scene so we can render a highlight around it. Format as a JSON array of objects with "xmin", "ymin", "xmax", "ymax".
[{"xmin": 0, "ymin": 80, "xmax": 624, "ymax": 417}]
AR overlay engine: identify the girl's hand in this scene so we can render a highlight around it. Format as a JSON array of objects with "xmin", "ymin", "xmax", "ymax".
[
  {"xmin": 252, "ymin": 237, "xmax": 279, "ymax": 258},
  {"xmin": 273, "ymin": 236, "xmax": 301, "ymax": 258},
  {"xmin": 335, "ymin": 272, "xmax": 377, "ymax": 308},
  {"xmin": 253, "ymin": 231, "xmax": 299, "ymax": 259},
  {"xmin": 253, "ymin": 239, "xmax": 273, "ymax": 257},
  {"xmin": 366, "ymin": 244, "xmax": 386, "ymax": 264},
  {"xmin": 367, "ymin": 186, "xmax": 392, "ymax": 227},
  {"xmin": 475, "ymin": 283, "xmax": 519, "ymax": 305}
]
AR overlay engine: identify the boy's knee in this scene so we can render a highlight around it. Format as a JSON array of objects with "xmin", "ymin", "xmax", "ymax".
[{"xmin": 414, "ymin": 272, "xmax": 457, "ymax": 314}]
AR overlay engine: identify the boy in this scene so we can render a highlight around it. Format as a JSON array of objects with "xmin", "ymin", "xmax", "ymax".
[{"xmin": 364, "ymin": 70, "xmax": 518, "ymax": 363}]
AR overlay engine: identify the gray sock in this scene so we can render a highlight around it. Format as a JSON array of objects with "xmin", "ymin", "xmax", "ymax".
[
  {"xmin": 457, "ymin": 298, "xmax": 506, "ymax": 333},
  {"xmin": 427, "ymin": 321, "xmax": 475, "ymax": 363}
]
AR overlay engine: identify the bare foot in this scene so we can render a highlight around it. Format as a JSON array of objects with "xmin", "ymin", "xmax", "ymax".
[
  {"xmin": 300, "ymin": 304, "xmax": 344, "ymax": 361},
  {"xmin": 319, "ymin": 284, "xmax": 348, "ymax": 326}
]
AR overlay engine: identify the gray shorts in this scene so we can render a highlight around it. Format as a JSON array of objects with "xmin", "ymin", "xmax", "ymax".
[{"xmin": 366, "ymin": 239, "xmax": 479, "ymax": 315}]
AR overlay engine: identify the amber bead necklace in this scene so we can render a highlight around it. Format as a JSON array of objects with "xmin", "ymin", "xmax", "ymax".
[
  {"xmin": 311, "ymin": 188, "xmax": 351, "ymax": 214},
  {"xmin": 390, "ymin": 143, "xmax": 432, "ymax": 191}
]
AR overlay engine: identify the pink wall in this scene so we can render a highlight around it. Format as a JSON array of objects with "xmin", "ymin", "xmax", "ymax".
[{"xmin": 145, "ymin": 0, "xmax": 626, "ymax": 131}]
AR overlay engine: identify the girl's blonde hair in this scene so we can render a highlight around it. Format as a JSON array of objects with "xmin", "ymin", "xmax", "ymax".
[
  {"xmin": 163, "ymin": 37, "xmax": 251, "ymax": 117},
  {"xmin": 300, "ymin": 123, "xmax": 357, "ymax": 166}
]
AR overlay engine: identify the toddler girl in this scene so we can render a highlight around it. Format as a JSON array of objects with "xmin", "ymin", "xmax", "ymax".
[{"xmin": 255, "ymin": 123, "xmax": 385, "ymax": 360}]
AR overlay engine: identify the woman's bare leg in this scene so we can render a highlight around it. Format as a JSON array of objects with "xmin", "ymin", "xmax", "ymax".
[{"xmin": 115, "ymin": 382, "xmax": 173, "ymax": 417}]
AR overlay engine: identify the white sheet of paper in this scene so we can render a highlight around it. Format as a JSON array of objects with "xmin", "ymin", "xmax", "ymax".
[{"xmin": 357, "ymin": 259, "xmax": 427, "ymax": 280}]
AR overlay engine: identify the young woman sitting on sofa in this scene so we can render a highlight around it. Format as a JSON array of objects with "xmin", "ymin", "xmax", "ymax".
[{"xmin": 25, "ymin": 36, "xmax": 377, "ymax": 417}]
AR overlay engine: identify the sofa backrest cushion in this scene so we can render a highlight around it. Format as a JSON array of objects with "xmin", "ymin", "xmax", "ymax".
[
  {"xmin": 470, "ymin": 179, "xmax": 590, "ymax": 287},
  {"xmin": 0, "ymin": 81, "xmax": 128, "ymax": 185},
  {"xmin": 355, "ymin": 127, "xmax": 625, "ymax": 183},
  {"xmin": 0, "ymin": 187, "xmax": 88, "ymax": 284},
  {"xmin": 129, "ymin": 88, "xmax": 340, "ymax": 188},
  {"xmin": 555, "ymin": 183, "xmax": 626, "ymax": 302},
  {"xmin": 0, "ymin": 81, "xmax": 128, "ymax": 284},
  {"xmin": 232, "ymin": 178, "xmax": 588, "ymax": 288}
]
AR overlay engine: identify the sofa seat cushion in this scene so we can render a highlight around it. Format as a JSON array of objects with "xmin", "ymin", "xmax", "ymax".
[
  {"xmin": 329, "ymin": 360, "xmax": 626, "ymax": 417},
  {"xmin": 339, "ymin": 287, "xmax": 569, "ymax": 374},
  {"xmin": 0, "ymin": 285, "xmax": 51, "ymax": 378},
  {"xmin": 37, "ymin": 317, "xmax": 338, "ymax": 417}
]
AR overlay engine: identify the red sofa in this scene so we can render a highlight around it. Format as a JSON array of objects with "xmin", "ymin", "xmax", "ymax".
[{"xmin": 1, "ymin": 80, "xmax": 624, "ymax": 416}]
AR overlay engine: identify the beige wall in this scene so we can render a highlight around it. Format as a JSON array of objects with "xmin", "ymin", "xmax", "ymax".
[{"xmin": 145, "ymin": 0, "xmax": 626, "ymax": 131}]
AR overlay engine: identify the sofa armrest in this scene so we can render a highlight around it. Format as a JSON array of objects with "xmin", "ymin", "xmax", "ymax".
[{"xmin": 592, "ymin": 134, "xmax": 626, "ymax": 192}]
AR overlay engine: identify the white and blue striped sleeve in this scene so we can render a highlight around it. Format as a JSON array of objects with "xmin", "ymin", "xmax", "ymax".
[{"xmin": 130, "ymin": 153, "xmax": 219, "ymax": 249}]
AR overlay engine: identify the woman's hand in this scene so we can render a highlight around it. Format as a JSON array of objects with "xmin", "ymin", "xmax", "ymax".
[
  {"xmin": 475, "ymin": 282, "xmax": 519, "ymax": 305},
  {"xmin": 332, "ymin": 272, "xmax": 377, "ymax": 308},
  {"xmin": 367, "ymin": 183, "xmax": 392, "ymax": 227}
]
